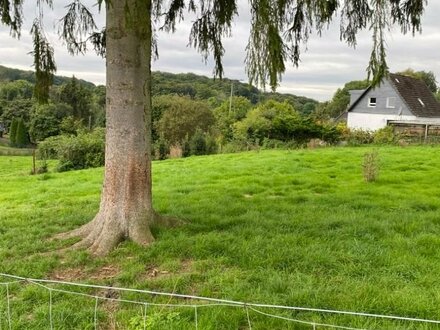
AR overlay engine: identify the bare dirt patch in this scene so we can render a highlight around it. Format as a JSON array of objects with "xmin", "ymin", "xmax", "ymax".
[
  {"xmin": 49, "ymin": 264, "xmax": 120, "ymax": 281},
  {"xmin": 49, "ymin": 267, "xmax": 87, "ymax": 281},
  {"xmin": 90, "ymin": 265, "xmax": 120, "ymax": 280}
]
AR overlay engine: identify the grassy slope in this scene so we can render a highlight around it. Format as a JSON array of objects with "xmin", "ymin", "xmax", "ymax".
[{"xmin": 1, "ymin": 147, "xmax": 440, "ymax": 329}]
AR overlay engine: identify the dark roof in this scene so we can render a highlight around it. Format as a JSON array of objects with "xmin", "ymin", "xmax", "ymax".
[
  {"xmin": 347, "ymin": 73, "xmax": 440, "ymax": 117},
  {"xmin": 388, "ymin": 73, "xmax": 440, "ymax": 117},
  {"xmin": 346, "ymin": 87, "xmax": 372, "ymax": 113}
]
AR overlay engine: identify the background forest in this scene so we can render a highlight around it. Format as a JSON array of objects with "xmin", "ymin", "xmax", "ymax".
[{"xmin": 1, "ymin": 65, "xmax": 439, "ymax": 172}]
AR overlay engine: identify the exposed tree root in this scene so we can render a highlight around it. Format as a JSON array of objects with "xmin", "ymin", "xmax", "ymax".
[
  {"xmin": 52, "ymin": 210, "xmax": 184, "ymax": 257},
  {"xmin": 53, "ymin": 219, "xmax": 96, "ymax": 241}
]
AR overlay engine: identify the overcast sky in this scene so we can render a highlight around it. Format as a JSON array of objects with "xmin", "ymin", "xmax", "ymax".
[{"xmin": 0, "ymin": 1, "xmax": 439, "ymax": 101}]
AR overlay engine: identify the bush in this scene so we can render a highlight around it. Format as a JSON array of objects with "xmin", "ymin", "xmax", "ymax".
[
  {"xmin": 345, "ymin": 129, "xmax": 374, "ymax": 146},
  {"xmin": 38, "ymin": 135, "xmax": 66, "ymax": 159},
  {"xmin": 261, "ymin": 138, "xmax": 287, "ymax": 149},
  {"xmin": 37, "ymin": 128, "xmax": 105, "ymax": 172},
  {"xmin": 205, "ymin": 134, "xmax": 218, "ymax": 154},
  {"xmin": 233, "ymin": 101, "xmax": 341, "ymax": 146},
  {"xmin": 181, "ymin": 136, "xmax": 191, "ymax": 157},
  {"xmin": 154, "ymin": 137, "xmax": 170, "ymax": 160},
  {"xmin": 233, "ymin": 100, "xmax": 299, "ymax": 142},
  {"xmin": 57, "ymin": 128, "xmax": 105, "ymax": 171},
  {"xmin": 320, "ymin": 124, "xmax": 342, "ymax": 144},
  {"xmin": 221, "ymin": 139, "xmax": 261, "ymax": 154},
  {"xmin": 189, "ymin": 129, "xmax": 207, "ymax": 156},
  {"xmin": 373, "ymin": 126, "xmax": 397, "ymax": 144},
  {"xmin": 221, "ymin": 141, "xmax": 248, "ymax": 154}
]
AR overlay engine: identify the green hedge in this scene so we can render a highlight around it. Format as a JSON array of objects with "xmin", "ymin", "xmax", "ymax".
[{"xmin": 38, "ymin": 128, "xmax": 105, "ymax": 172}]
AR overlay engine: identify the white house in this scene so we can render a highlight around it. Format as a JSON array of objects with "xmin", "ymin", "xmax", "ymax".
[{"xmin": 345, "ymin": 73, "xmax": 440, "ymax": 131}]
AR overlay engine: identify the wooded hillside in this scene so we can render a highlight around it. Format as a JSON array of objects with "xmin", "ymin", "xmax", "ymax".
[{"xmin": 0, "ymin": 65, "xmax": 318, "ymax": 114}]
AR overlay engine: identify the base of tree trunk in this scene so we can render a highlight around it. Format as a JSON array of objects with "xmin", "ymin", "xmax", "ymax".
[{"xmin": 55, "ymin": 211, "xmax": 183, "ymax": 256}]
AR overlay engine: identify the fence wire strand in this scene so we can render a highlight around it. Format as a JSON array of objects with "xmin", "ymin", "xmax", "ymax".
[{"xmin": 1, "ymin": 273, "xmax": 440, "ymax": 330}]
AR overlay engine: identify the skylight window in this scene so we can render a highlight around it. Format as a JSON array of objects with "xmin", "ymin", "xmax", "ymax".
[{"xmin": 418, "ymin": 98, "xmax": 425, "ymax": 107}]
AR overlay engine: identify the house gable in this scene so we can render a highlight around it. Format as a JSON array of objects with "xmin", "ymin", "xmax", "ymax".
[
  {"xmin": 348, "ymin": 79, "xmax": 412, "ymax": 116},
  {"xmin": 346, "ymin": 73, "xmax": 440, "ymax": 131}
]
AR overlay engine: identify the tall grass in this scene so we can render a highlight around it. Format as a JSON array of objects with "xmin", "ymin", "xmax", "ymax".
[{"xmin": 1, "ymin": 146, "xmax": 440, "ymax": 329}]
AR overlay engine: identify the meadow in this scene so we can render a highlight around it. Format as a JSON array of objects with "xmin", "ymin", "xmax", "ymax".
[{"xmin": 1, "ymin": 146, "xmax": 440, "ymax": 329}]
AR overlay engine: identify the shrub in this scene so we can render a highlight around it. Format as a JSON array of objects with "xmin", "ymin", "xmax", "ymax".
[
  {"xmin": 221, "ymin": 141, "xmax": 248, "ymax": 154},
  {"xmin": 345, "ymin": 129, "xmax": 374, "ymax": 146},
  {"xmin": 233, "ymin": 101, "xmax": 341, "ymax": 146},
  {"xmin": 374, "ymin": 126, "xmax": 397, "ymax": 144},
  {"xmin": 37, "ymin": 128, "xmax": 105, "ymax": 172},
  {"xmin": 154, "ymin": 137, "xmax": 170, "ymax": 160},
  {"xmin": 181, "ymin": 136, "xmax": 191, "ymax": 157},
  {"xmin": 320, "ymin": 124, "xmax": 342, "ymax": 144},
  {"xmin": 205, "ymin": 134, "xmax": 218, "ymax": 154},
  {"xmin": 57, "ymin": 128, "xmax": 105, "ymax": 171},
  {"xmin": 38, "ymin": 135, "xmax": 66, "ymax": 159},
  {"xmin": 189, "ymin": 129, "xmax": 207, "ymax": 155},
  {"xmin": 261, "ymin": 138, "xmax": 287, "ymax": 149},
  {"xmin": 233, "ymin": 100, "xmax": 299, "ymax": 142},
  {"xmin": 221, "ymin": 139, "xmax": 261, "ymax": 153}
]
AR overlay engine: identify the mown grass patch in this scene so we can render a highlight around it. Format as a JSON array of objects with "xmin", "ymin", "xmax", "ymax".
[{"xmin": 1, "ymin": 146, "xmax": 440, "ymax": 329}]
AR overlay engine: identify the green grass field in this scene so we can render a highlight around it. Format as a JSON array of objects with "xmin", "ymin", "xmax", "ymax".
[{"xmin": 2, "ymin": 146, "xmax": 440, "ymax": 329}]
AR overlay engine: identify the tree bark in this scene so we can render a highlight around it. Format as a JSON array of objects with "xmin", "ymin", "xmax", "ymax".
[{"xmin": 58, "ymin": 0, "xmax": 159, "ymax": 256}]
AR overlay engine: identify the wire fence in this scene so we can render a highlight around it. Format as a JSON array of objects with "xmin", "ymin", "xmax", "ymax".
[{"xmin": 1, "ymin": 273, "xmax": 440, "ymax": 329}]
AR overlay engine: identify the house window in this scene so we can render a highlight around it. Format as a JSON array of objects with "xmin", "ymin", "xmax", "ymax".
[
  {"xmin": 368, "ymin": 97, "xmax": 377, "ymax": 107},
  {"xmin": 386, "ymin": 97, "xmax": 396, "ymax": 108}
]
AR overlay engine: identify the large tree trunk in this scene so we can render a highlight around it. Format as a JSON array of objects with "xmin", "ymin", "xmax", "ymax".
[{"xmin": 59, "ymin": 0, "xmax": 159, "ymax": 256}]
